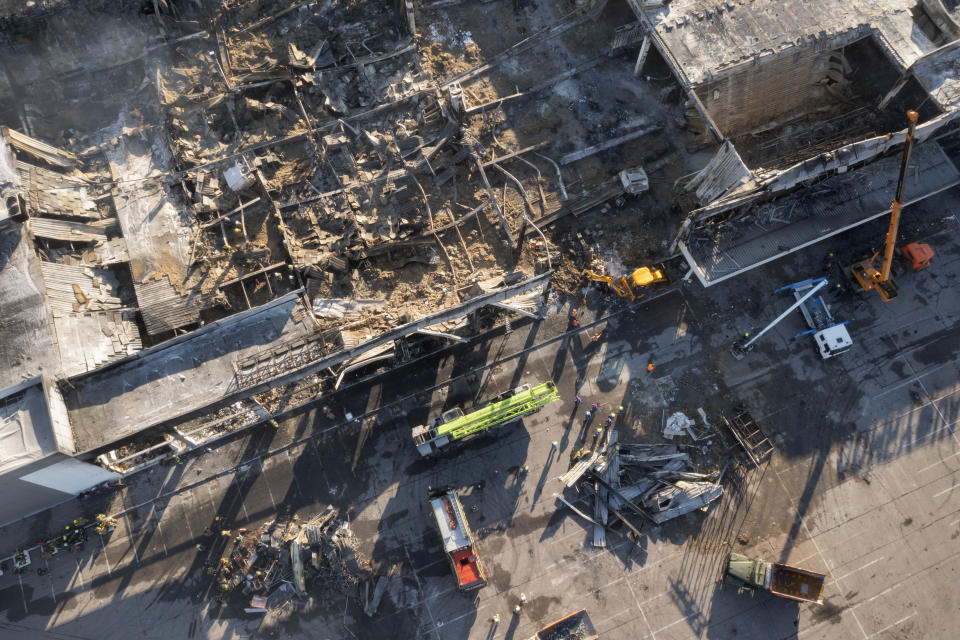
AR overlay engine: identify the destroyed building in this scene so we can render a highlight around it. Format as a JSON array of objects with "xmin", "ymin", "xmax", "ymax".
[
  {"xmin": 0, "ymin": 0, "xmax": 958, "ymax": 520},
  {"xmin": 0, "ymin": 1, "xmax": 958, "ymax": 639},
  {"xmin": 0, "ymin": 0, "xmax": 703, "ymax": 478},
  {"xmin": 634, "ymin": 0, "xmax": 960, "ymax": 284}
]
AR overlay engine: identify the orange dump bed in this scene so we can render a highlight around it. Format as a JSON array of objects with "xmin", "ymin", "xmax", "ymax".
[
  {"xmin": 771, "ymin": 563, "xmax": 826, "ymax": 603},
  {"xmin": 451, "ymin": 548, "xmax": 486, "ymax": 590}
]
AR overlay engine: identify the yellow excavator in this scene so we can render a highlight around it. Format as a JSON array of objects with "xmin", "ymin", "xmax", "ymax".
[
  {"xmin": 850, "ymin": 110, "xmax": 933, "ymax": 302},
  {"xmin": 585, "ymin": 265, "xmax": 667, "ymax": 301}
]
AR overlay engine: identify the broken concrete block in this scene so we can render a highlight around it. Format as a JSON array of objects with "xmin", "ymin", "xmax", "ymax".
[{"xmin": 663, "ymin": 412, "xmax": 693, "ymax": 439}]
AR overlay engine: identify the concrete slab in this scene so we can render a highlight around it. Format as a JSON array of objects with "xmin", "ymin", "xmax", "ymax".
[
  {"xmin": 62, "ymin": 292, "xmax": 312, "ymax": 453},
  {"xmin": 0, "ymin": 226, "xmax": 59, "ymax": 392}
]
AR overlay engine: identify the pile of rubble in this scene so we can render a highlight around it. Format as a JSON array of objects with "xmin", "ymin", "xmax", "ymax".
[
  {"xmin": 528, "ymin": 608, "xmax": 598, "ymax": 640},
  {"xmin": 538, "ymin": 617, "xmax": 596, "ymax": 640},
  {"xmin": 557, "ymin": 430, "xmax": 724, "ymax": 547},
  {"xmin": 214, "ymin": 507, "xmax": 372, "ymax": 614}
]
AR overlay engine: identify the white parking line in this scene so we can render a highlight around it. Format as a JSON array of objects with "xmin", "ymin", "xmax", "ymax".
[
  {"xmin": 625, "ymin": 577, "xmax": 656, "ymax": 639},
  {"xmin": 636, "ymin": 589, "xmax": 668, "ymax": 608},
  {"xmin": 98, "ymin": 536, "xmax": 113, "ymax": 576},
  {"xmin": 597, "ymin": 575, "xmax": 625, "ymax": 592},
  {"xmin": 858, "ymin": 584, "xmax": 896, "ymax": 607},
  {"xmin": 779, "ymin": 458, "xmax": 812, "ymax": 475},
  {"xmin": 870, "ymin": 362, "xmax": 953, "ymax": 400},
  {"xmin": 264, "ymin": 471, "xmax": 279, "ymax": 510},
  {"xmin": 789, "ymin": 549, "xmax": 823, "ymax": 568},
  {"xmin": 179, "ymin": 497, "xmax": 195, "ymax": 541},
  {"xmin": 45, "ymin": 559, "xmax": 56, "ymax": 603},
  {"xmin": 773, "ymin": 467, "xmax": 869, "ymax": 639},
  {"xmin": 918, "ymin": 451, "xmax": 960, "ymax": 474},
  {"xmin": 652, "ymin": 608, "xmax": 701, "ymax": 635},
  {"xmin": 17, "ymin": 573, "xmax": 28, "ymax": 614},
  {"xmin": 122, "ymin": 513, "xmax": 141, "ymax": 566},
  {"xmin": 836, "ymin": 557, "xmax": 884, "ymax": 582},
  {"xmin": 74, "ymin": 558, "xmax": 85, "ymax": 590},
  {"xmin": 933, "ymin": 484, "xmax": 956, "ymax": 498},
  {"xmin": 154, "ymin": 519, "xmax": 170, "ymax": 557},
  {"xmin": 866, "ymin": 612, "xmax": 916, "ymax": 638},
  {"xmin": 285, "ymin": 448, "xmax": 307, "ymax": 499}
]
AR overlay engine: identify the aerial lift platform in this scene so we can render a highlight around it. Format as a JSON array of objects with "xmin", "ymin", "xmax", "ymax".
[
  {"xmin": 412, "ymin": 381, "xmax": 558, "ymax": 456},
  {"xmin": 776, "ymin": 278, "xmax": 853, "ymax": 359},
  {"xmin": 733, "ymin": 277, "xmax": 851, "ymax": 360}
]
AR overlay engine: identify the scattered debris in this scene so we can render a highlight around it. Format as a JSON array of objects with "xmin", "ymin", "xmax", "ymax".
[
  {"xmin": 557, "ymin": 431, "xmax": 724, "ymax": 540},
  {"xmin": 721, "ymin": 409, "xmax": 775, "ymax": 467},
  {"xmin": 663, "ymin": 412, "xmax": 694, "ymax": 440},
  {"xmin": 529, "ymin": 608, "xmax": 598, "ymax": 640},
  {"xmin": 214, "ymin": 507, "xmax": 377, "ymax": 614}
]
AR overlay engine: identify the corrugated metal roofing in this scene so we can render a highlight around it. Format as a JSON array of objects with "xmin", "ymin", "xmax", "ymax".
[
  {"xmin": 685, "ymin": 140, "xmax": 753, "ymax": 205},
  {"xmin": 38, "ymin": 261, "xmax": 124, "ymax": 313},
  {"xmin": 28, "ymin": 217, "xmax": 108, "ymax": 243},
  {"xmin": 133, "ymin": 276, "xmax": 204, "ymax": 335}
]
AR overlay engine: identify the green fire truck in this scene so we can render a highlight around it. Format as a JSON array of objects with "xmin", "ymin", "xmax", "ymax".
[{"xmin": 412, "ymin": 381, "xmax": 559, "ymax": 456}]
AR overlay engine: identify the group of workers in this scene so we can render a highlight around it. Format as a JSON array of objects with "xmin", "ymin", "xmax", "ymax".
[
  {"xmin": 9, "ymin": 513, "xmax": 114, "ymax": 575},
  {"xmin": 576, "ymin": 396, "xmax": 625, "ymax": 422},
  {"xmin": 568, "ymin": 309, "xmax": 604, "ymax": 346}
]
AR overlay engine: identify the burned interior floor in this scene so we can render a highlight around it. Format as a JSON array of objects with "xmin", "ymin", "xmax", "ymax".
[
  {"xmin": 1, "ymin": 0, "xmax": 960, "ymax": 639},
  {"xmin": 0, "ymin": 0, "xmax": 718, "ymax": 460},
  {"xmin": 0, "ymin": 0, "xmax": 700, "ymax": 338}
]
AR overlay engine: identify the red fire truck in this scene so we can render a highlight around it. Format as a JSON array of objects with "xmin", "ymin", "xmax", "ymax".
[{"xmin": 428, "ymin": 489, "xmax": 487, "ymax": 592}]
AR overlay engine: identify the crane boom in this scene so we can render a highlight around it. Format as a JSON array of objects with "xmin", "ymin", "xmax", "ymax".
[
  {"xmin": 850, "ymin": 110, "xmax": 919, "ymax": 302},
  {"xmin": 880, "ymin": 110, "xmax": 919, "ymax": 282},
  {"xmin": 411, "ymin": 381, "xmax": 559, "ymax": 456}
]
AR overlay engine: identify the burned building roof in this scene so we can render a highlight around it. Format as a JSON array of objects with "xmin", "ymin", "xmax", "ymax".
[
  {"xmin": 0, "ymin": 0, "xmax": 954, "ymax": 469},
  {"xmin": 62, "ymin": 292, "xmax": 314, "ymax": 453},
  {"xmin": 0, "ymin": 225, "xmax": 61, "ymax": 391},
  {"xmin": 680, "ymin": 140, "xmax": 960, "ymax": 285},
  {"xmin": 643, "ymin": 0, "xmax": 942, "ymax": 85}
]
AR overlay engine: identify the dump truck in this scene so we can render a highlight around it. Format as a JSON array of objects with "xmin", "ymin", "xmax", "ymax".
[
  {"xmin": 726, "ymin": 552, "xmax": 826, "ymax": 604},
  {"xmin": 428, "ymin": 489, "xmax": 486, "ymax": 592},
  {"xmin": 411, "ymin": 381, "xmax": 559, "ymax": 456}
]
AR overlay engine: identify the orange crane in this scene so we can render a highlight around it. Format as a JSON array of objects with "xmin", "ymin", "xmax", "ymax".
[{"xmin": 850, "ymin": 110, "xmax": 934, "ymax": 301}]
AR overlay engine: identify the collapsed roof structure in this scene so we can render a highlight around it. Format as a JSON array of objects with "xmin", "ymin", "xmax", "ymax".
[
  {"xmin": 0, "ymin": 0, "xmax": 958, "ymax": 477},
  {"xmin": 0, "ymin": 0, "xmax": 699, "ymax": 464},
  {"xmin": 628, "ymin": 0, "xmax": 960, "ymax": 285}
]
